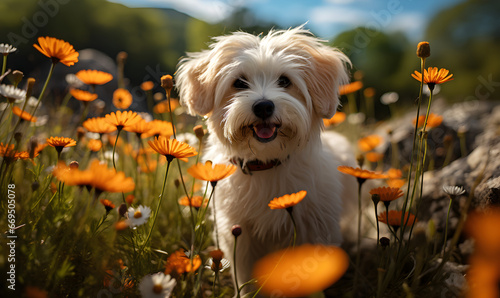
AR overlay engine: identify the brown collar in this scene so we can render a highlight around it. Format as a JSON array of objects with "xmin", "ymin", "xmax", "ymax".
[{"xmin": 230, "ymin": 158, "xmax": 283, "ymax": 175}]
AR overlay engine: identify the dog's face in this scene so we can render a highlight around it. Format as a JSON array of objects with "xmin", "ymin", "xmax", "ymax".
[{"xmin": 176, "ymin": 27, "xmax": 350, "ymax": 163}]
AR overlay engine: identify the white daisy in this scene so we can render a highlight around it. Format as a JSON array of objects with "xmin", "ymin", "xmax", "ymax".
[
  {"xmin": 443, "ymin": 185, "xmax": 466, "ymax": 197},
  {"xmin": 65, "ymin": 73, "xmax": 84, "ymax": 88},
  {"xmin": 127, "ymin": 205, "xmax": 151, "ymax": 227},
  {"xmin": 380, "ymin": 92, "xmax": 399, "ymax": 105},
  {"xmin": 0, "ymin": 84, "xmax": 26, "ymax": 103},
  {"xmin": 139, "ymin": 272, "xmax": 176, "ymax": 298},
  {"xmin": 0, "ymin": 43, "xmax": 17, "ymax": 55}
]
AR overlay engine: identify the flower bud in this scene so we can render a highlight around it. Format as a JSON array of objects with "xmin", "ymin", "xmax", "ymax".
[
  {"xmin": 416, "ymin": 41, "xmax": 430, "ymax": 59},
  {"xmin": 161, "ymin": 75, "xmax": 174, "ymax": 92},
  {"xmin": 11, "ymin": 70, "xmax": 24, "ymax": 86},
  {"xmin": 193, "ymin": 125, "xmax": 205, "ymax": 140},
  {"xmin": 69, "ymin": 161, "xmax": 79, "ymax": 169},
  {"xmin": 231, "ymin": 224, "xmax": 242, "ymax": 237}
]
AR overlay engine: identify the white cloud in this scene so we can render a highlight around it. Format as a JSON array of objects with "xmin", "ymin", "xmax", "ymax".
[
  {"xmin": 112, "ymin": 0, "xmax": 233, "ymax": 23},
  {"xmin": 389, "ymin": 12, "xmax": 427, "ymax": 37},
  {"xmin": 309, "ymin": 6, "xmax": 370, "ymax": 26}
]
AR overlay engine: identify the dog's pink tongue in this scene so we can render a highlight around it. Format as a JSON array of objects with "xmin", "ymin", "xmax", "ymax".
[{"xmin": 254, "ymin": 124, "xmax": 276, "ymax": 139}]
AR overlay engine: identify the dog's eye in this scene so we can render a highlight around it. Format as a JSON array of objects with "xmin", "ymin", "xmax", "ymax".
[
  {"xmin": 233, "ymin": 77, "xmax": 249, "ymax": 89},
  {"xmin": 277, "ymin": 76, "xmax": 291, "ymax": 88}
]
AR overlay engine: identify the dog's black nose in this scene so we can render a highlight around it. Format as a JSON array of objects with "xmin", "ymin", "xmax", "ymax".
[{"xmin": 253, "ymin": 100, "xmax": 275, "ymax": 120}]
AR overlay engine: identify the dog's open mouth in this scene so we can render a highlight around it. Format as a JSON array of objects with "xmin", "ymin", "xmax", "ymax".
[{"xmin": 251, "ymin": 123, "xmax": 279, "ymax": 143}]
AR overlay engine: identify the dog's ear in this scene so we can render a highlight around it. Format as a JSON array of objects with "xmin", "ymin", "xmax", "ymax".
[
  {"xmin": 175, "ymin": 51, "xmax": 215, "ymax": 116},
  {"xmin": 304, "ymin": 45, "xmax": 350, "ymax": 119}
]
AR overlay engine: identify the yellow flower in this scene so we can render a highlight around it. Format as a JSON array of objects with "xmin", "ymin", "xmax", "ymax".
[
  {"xmin": 76, "ymin": 69, "xmax": 113, "ymax": 86},
  {"xmin": 112, "ymin": 88, "xmax": 133, "ymax": 109},
  {"xmin": 33, "ymin": 36, "xmax": 79, "ymax": 66},
  {"xmin": 70, "ymin": 88, "xmax": 98, "ymax": 102},
  {"xmin": 411, "ymin": 67, "xmax": 453, "ymax": 90},
  {"xmin": 187, "ymin": 161, "xmax": 236, "ymax": 185},
  {"xmin": 148, "ymin": 136, "xmax": 197, "ymax": 162},
  {"xmin": 268, "ymin": 190, "xmax": 307, "ymax": 210},
  {"xmin": 252, "ymin": 244, "xmax": 349, "ymax": 297}
]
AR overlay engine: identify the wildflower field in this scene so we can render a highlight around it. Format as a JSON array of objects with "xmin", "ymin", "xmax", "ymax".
[{"xmin": 0, "ymin": 33, "xmax": 499, "ymax": 298}]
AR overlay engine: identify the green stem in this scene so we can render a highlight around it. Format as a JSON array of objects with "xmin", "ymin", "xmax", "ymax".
[
  {"xmin": 442, "ymin": 197, "xmax": 452, "ymax": 257},
  {"xmin": 31, "ymin": 62, "xmax": 56, "ymax": 121},
  {"xmin": 353, "ymin": 181, "xmax": 364, "ymax": 291},
  {"xmin": 233, "ymin": 235, "xmax": 241, "ymax": 298},
  {"xmin": 112, "ymin": 128, "xmax": 122, "ymax": 171},
  {"xmin": 287, "ymin": 208, "xmax": 297, "ymax": 248},
  {"xmin": 1, "ymin": 55, "xmax": 7, "ymax": 76},
  {"xmin": 142, "ymin": 158, "xmax": 172, "ymax": 250}
]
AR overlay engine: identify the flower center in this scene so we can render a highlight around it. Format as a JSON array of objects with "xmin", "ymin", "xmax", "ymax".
[
  {"xmin": 153, "ymin": 284, "xmax": 163, "ymax": 294},
  {"xmin": 134, "ymin": 211, "xmax": 142, "ymax": 218}
]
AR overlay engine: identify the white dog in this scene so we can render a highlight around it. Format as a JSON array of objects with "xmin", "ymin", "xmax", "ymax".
[{"xmin": 176, "ymin": 26, "xmax": 357, "ymax": 295}]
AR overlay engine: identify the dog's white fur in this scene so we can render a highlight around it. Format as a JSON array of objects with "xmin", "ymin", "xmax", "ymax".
[{"xmin": 176, "ymin": 26, "xmax": 357, "ymax": 294}]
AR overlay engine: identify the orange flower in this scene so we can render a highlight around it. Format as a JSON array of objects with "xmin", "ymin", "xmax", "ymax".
[
  {"xmin": 466, "ymin": 255, "xmax": 500, "ymax": 298},
  {"xmin": 387, "ymin": 179, "xmax": 406, "ymax": 189},
  {"xmin": 337, "ymin": 166, "xmax": 389, "ymax": 181},
  {"xmin": 70, "ymin": 88, "xmax": 98, "ymax": 102},
  {"xmin": 148, "ymin": 136, "xmax": 197, "ymax": 162},
  {"xmin": 365, "ymin": 152, "xmax": 384, "ymax": 163},
  {"xmin": 268, "ymin": 190, "xmax": 307, "ymax": 210},
  {"xmin": 83, "ymin": 117, "xmax": 117, "ymax": 134},
  {"xmin": 323, "ymin": 111, "xmax": 346, "ymax": 127},
  {"xmin": 104, "ymin": 110, "xmax": 142, "ymax": 131},
  {"xmin": 369, "ymin": 186, "xmax": 404, "ymax": 203},
  {"xmin": 178, "ymin": 196, "xmax": 206, "ymax": 208},
  {"xmin": 187, "ymin": 161, "xmax": 236, "ymax": 185},
  {"xmin": 141, "ymin": 120, "xmax": 174, "ymax": 138},
  {"xmin": 358, "ymin": 135, "xmax": 382, "ymax": 152},
  {"xmin": 100, "ymin": 199, "xmax": 115, "ymax": 212},
  {"xmin": 413, "ymin": 113, "xmax": 443, "ymax": 129},
  {"xmin": 153, "ymin": 99, "xmax": 179, "ymax": 114},
  {"xmin": 465, "ymin": 208, "xmax": 500, "ymax": 256},
  {"xmin": 363, "ymin": 87, "xmax": 376, "ymax": 98},
  {"xmin": 0, "ymin": 143, "xmax": 30, "ymax": 162},
  {"xmin": 252, "ymin": 244, "xmax": 349, "ymax": 297},
  {"xmin": 53, "ymin": 160, "xmax": 135, "ymax": 194},
  {"xmin": 411, "ymin": 67, "xmax": 453, "ymax": 88},
  {"xmin": 339, "ymin": 81, "xmax": 363, "ymax": 95},
  {"xmin": 378, "ymin": 210, "xmax": 417, "ymax": 227},
  {"xmin": 33, "ymin": 36, "xmax": 79, "ymax": 66},
  {"xmin": 140, "ymin": 81, "xmax": 154, "ymax": 91},
  {"xmin": 76, "ymin": 69, "xmax": 113, "ymax": 86},
  {"xmin": 386, "ymin": 168, "xmax": 403, "ymax": 179},
  {"xmin": 164, "ymin": 249, "xmax": 202, "ymax": 276},
  {"xmin": 12, "ymin": 106, "xmax": 37, "ymax": 122},
  {"xmin": 123, "ymin": 118, "xmax": 152, "ymax": 135},
  {"xmin": 112, "ymin": 88, "xmax": 133, "ymax": 109},
  {"xmin": 46, "ymin": 137, "xmax": 76, "ymax": 150},
  {"xmin": 87, "ymin": 139, "xmax": 102, "ymax": 152}
]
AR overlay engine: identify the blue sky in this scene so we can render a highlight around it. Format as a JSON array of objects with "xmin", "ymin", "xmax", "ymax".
[{"xmin": 109, "ymin": 0, "xmax": 465, "ymax": 40}]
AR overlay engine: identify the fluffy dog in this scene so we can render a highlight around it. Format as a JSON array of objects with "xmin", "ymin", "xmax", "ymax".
[{"xmin": 176, "ymin": 26, "xmax": 357, "ymax": 295}]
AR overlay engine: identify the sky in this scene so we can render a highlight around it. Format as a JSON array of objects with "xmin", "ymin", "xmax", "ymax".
[{"xmin": 109, "ymin": 0, "xmax": 465, "ymax": 40}]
